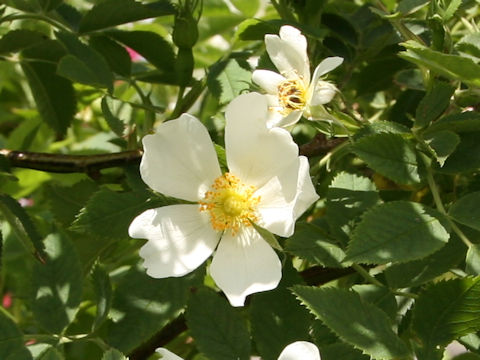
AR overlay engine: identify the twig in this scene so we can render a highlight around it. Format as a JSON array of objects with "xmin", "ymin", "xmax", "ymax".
[
  {"xmin": 299, "ymin": 133, "xmax": 346, "ymax": 158},
  {"xmin": 0, "ymin": 149, "xmax": 142, "ymax": 174}
]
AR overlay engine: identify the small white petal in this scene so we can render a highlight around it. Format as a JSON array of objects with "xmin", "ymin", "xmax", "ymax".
[
  {"xmin": 210, "ymin": 227, "xmax": 281, "ymax": 307},
  {"xmin": 265, "ymin": 26, "xmax": 310, "ymax": 80},
  {"xmin": 293, "ymin": 156, "xmax": 320, "ymax": 219},
  {"xmin": 310, "ymin": 81, "xmax": 338, "ymax": 106},
  {"xmin": 312, "ymin": 56, "xmax": 343, "ymax": 79},
  {"xmin": 225, "ymin": 93, "xmax": 299, "ymax": 188},
  {"xmin": 278, "ymin": 341, "xmax": 321, "ymax": 360},
  {"xmin": 255, "ymin": 158, "xmax": 300, "ymax": 237},
  {"xmin": 129, "ymin": 205, "xmax": 221, "ymax": 278},
  {"xmin": 277, "ymin": 110, "xmax": 303, "ymax": 128},
  {"xmin": 156, "ymin": 348, "xmax": 184, "ymax": 360},
  {"xmin": 252, "ymin": 69, "xmax": 285, "ymax": 94},
  {"xmin": 140, "ymin": 114, "xmax": 221, "ymax": 202}
]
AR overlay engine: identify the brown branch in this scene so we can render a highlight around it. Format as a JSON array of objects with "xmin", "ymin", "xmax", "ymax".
[
  {"xmin": 0, "ymin": 133, "xmax": 345, "ymax": 175},
  {"xmin": 299, "ymin": 133, "xmax": 346, "ymax": 158},
  {"xmin": 0, "ymin": 149, "xmax": 143, "ymax": 174}
]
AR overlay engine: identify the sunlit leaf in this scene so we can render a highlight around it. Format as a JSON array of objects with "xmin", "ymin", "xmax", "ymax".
[
  {"xmin": 293, "ymin": 286, "xmax": 409, "ymax": 359},
  {"xmin": 351, "ymin": 133, "xmax": 421, "ymax": 185},
  {"xmin": 345, "ymin": 201, "xmax": 449, "ymax": 264},
  {"xmin": 29, "ymin": 232, "xmax": 83, "ymax": 334},
  {"xmin": 400, "ymin": 41, "xmax": 480, "ymax": 88},
  {"xmin": 412, "ymin": 277, "xmax": 480, "ymax": 349},
  {"xmin": 107, "ymin": 266, "xmax": 203, "ymax": 352}
]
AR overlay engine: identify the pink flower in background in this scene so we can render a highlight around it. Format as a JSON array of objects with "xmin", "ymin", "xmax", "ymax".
[
  {"xmin": 2, "ymin": 292, "xmax": 12, "ymax": 308},
  {"xmin": 126, "ymin": 47, "xmax": 143, "ymax": 62}
]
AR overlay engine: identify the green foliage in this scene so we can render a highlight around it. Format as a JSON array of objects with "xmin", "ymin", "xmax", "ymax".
[
  {"xmin": 1, "ymin": 0, "xmax": 480, "ymax": 358},
  {"xmin": 346, "ymin": 201, "xmax": 450, "ymax": 264},
  {"xmin": 186, "ymin": 287, "xmax": 251, "ymax": 360},
  {"xmin": 71, "ymin": 188, "xmax": 168, "ymax": 240},
  {"xmin": 352, "ymin": 133, "xmax": 421, "ymax": 185},
  {"xmin": 0, "ymin": 193, "xmax": 45, "ymax": 261},
  {"xmin": 293, "ymin": 286, "xmax": 409, "ymax": 359},
  {"xmin": 412, "ymin": 277, "xmax": 480, "ymax": 353},
  {"xmin": 249, "ymin": 263, "xmax": 312, "ymax": 360},
  {"xmin": 449, "ymin": 192, "xmax": 480, "ymax": 231},
  {"xmin": 106, "ymin": 266, "xmax": 203, "ymax": 353},
  {"xmin": 29, "ymin": 232, "xmax": 83, "ymax": 334},
  {"xmin": 0, "ymin": 312, "xmax": 32, "ymax": 359}
]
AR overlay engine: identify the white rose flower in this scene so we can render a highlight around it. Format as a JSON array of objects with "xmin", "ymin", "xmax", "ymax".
[
  {"xmin": 252, "ymin": 25, "xmax": 343, "ymax": 128},
  {"xmin": 156, "ymin": 341, "xmax": 321, "ymax": 360},
  {"xmin": 129, "ymin": 92, "xmax": 318, "ymax": 307}
]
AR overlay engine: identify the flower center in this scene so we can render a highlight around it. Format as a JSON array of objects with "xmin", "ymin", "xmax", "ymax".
[
  {"xmin": 199, "ymin": 173, "xmax": 260, "ymax": 235},
  {"xmin": 277, "ymin": 79, "xmax": 307, "ymax": 114}
]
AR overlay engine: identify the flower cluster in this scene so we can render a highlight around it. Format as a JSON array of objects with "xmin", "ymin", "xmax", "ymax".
[{"xmin": 129, "ymin": 25, "xmax": 342, "ymax": 306}]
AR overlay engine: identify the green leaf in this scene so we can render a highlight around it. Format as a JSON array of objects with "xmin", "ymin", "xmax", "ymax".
[
  {"xmin": 20, "ymin": 56, "xmax": 76, "ymax": 135},
  {"xmin": 71, "ymin": 188, "xmax": 167, "ymax": 240},
  {"xmin": 56, "ymin": 31, "xmax": 113, "ymax": 91},
  {"xmin": 385, "ymin": 236, "xmax": 466, "ymax": 288},
  {"xmin": 449, "ymin": 192, "xmax": 480, "ymax": 231},
  {"xmin": 325, "ymin": 172, "xmax": 381, "ymax": 246},
  {"xmin": 186, "ymin": 287, "xmax": 251, "ymax": 360},
  {"xmin": 424, "ymin": 130, "xmax": 460, "ymax": 167},
  {"xmin": 101, "ymin": 97, "xmax": 126, "ymax": 137},
  {"xmin": 101, "ymin": 349, "xmax": 127, "ymax": 360},
  {"xmin": 415, "ymin": 81, "xmax": 455, "ymax": 128},
  {"xmin": 38, "ymin": 0, "xmax": 63, "ymax": 11},
  {"xmin": 412, "ymin": 277, "xmax": 480, "ymax": 349},
  {"xmin": 293, "ymin": 286, "xmax": 409, "ymax": 359},
  {"xmin": 46, "ymin": 179, "xmax": 99, "ymax": 227},
  {"xmin": 397, "ymin": 0, "xmax": 429, "ymax": 15},
  {"xmin": 106, "ymin": 30, "xmax": 175, "ymax": 74},
  {"xmin": 0, "ymin": 311, "xmax": 32, "ymax": 360},
  {"xmin": 249, "ymin": 262, "xmax": 311, "ymax": 360},
  {"xmin": 442, "ymin": 0, "xmax": 462, "ymax": 20},
  {"xmin": 351, "ymin": 133, "xmax": 421, "ymax": 185},
  {"xmin": 251, "ymin": 221, "xmax": 282, "ymax": 250},
  {"xmin": 79, "ymin": 0, "xmax": 175, "ymax": 33},
  {"xmin": 30, "ymin": 232, "xmax": 83, "ymax": 334},
  {"xmin": 466, "ymin": 244, "xmax": 480, "ymax": 275},
  {"xmin": 207, "ymin": 58, "xmax": 252, "ymax": 105},
  {"xmin": 0, "ymin": 193, "xmax": 46, "ymax": 262},
  {"xmin": 438, "ymin": 133, "xmax": 480, "ymax": 173},
  {"xmin": 0, "ymin": 29, "xmax": 47, "ymax": 55},
  {"xmin": 236, "ymin": 18, "xmax": 284, "ymax": 41},
  {"xmin": 107, "ymin": 266, "xmax": 203, "ymax": 352},
  {"xmin": 38, "ymin": 347, "xmax": 63, "ymax": 360},
  {"xmin": 321, "ymin": 343, "xmax": 369, "ymax": 360},
  {"xmin": 352, "ymin": 284, "xmax": 398, "ymax": 321},
  {"xmin": 345, "ymin": 201, "xmax": 450, "ymax": 264},
  {"xmin": 231, "ymin": 0, "xmax": 260, "ymax": 17},
  {"xmin": 89, "ymin": 35, "xmax": 131, "ymax": 76},
  {"xmin": 457, "ymin": 33, "xmax": 480, "ymax": 59},
  {"xmin": 91, "ymin": 262, "xmax": 112, "ymax": 331},
  {"xmin": 400, "ymin": 41, "xmax": 480, "ymax": 88},
  {"xmin": 285, "ymin": 222, "xmax": 346, "ymax": 267}
]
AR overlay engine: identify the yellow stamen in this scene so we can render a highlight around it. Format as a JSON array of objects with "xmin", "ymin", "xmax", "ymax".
[
  {"xmin": 199, "ymin": 173, "xmax": 260, "ymax": 236},
  {"xmin": 277, "ymin": 78, "xmax": 307, "ymax": 114}
]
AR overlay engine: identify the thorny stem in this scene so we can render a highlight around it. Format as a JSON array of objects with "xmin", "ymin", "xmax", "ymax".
[
  {"xmin": 352, "ymin": 264, "xmax": 419, "ymax": 299},
  {"xmin": 424, "ymin": 156, "xmax": 473, "ymax": 248}
]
